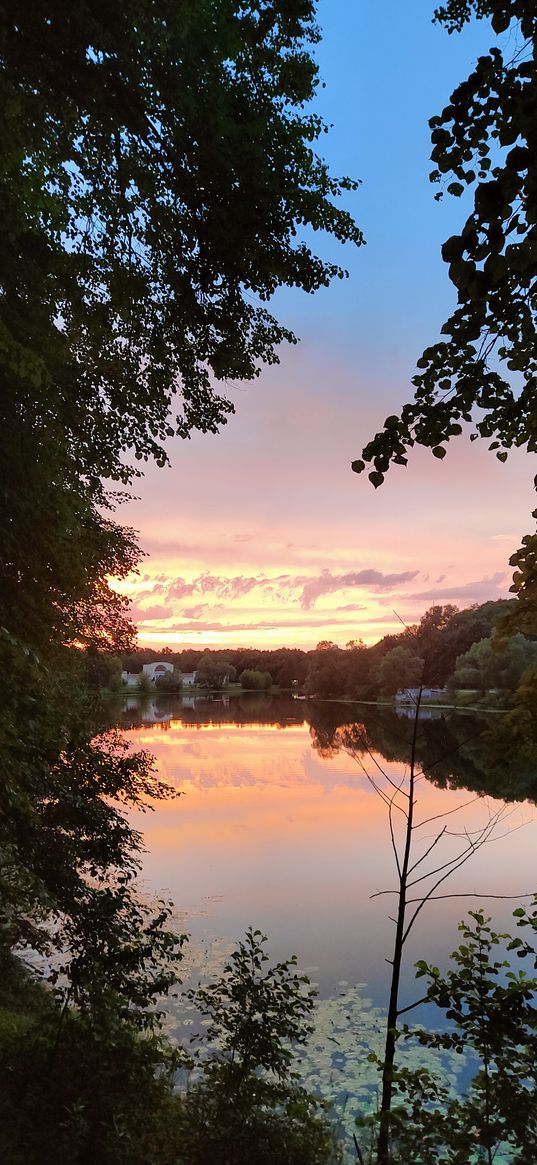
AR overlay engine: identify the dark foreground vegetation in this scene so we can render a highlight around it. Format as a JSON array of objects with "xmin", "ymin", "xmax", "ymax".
[
  {"xmin": 0, "ymin": 0, "xmax": 360, "ymax": 1158},
  {"xmin": 1, "ymin": 0, "xmax": 537, "ymax": 1162}
]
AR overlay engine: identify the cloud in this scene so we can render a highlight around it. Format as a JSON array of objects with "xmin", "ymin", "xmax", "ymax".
[
  {"xmin": 166, "ymin": 578, "xmax": 198, "ymax": 599},
  {"xmin": 128, "ymin": 567, "xmax": 423, "ymax": 619},
  {"xmin": 182, "ymin": 604, "xmax": 208, "ymax": 619},
  {"xmin": 216, "ymin": 576, "xmax": 262, "ymax": 599},
  {"xmin": 159, "ymin": 573, "xmax": 264, "ymax": 602},
  {"xmin": 153, "ymin": 616, "xmax": 367, "ymax": 634},
  {"xmin": 131, "ymin": 604, "xmax": 171, "ymax": 621},
  {"xmin": 410, "ymin": 572, "xmax": 507, "ymax": 602},
  {"xmin": 299, "ymin": 568, "xmax": 419, "ymax": 609}
]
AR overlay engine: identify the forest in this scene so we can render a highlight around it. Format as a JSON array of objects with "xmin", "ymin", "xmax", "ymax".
[{"xmin": 119, "ymin": 597, "xmax": 537, "ymax": 703}]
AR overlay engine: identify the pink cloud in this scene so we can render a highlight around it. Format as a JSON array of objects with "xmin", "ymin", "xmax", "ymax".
[
  {"xmin": 410, "ymin": 572, "xmax": 507, "ymax": 602},
  {"xmin": 131, "ymin": 604, "xmax": 170, "ymax": 621},
  {"xmin": 299, "ymin": 568, "xmax": 419, "ymax": 610},
  {"xmin": 157, "ymin": 616, "xmax": 368, "ymax": 634},
  {"xmin": 166, "ymin": 578, "xmax": 198, "ymax": 599}
]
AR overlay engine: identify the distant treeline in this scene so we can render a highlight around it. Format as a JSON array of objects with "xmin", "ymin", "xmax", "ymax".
[
  {"xmin": 121, "ymin": 646, "xmax": 310, "ymax": 689},
  {"xmin": 117, "ymin": 598, "xmax": 537, "ymax": 699}
]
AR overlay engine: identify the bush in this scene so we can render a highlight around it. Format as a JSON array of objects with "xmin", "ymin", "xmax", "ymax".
[
  {"xmin": 181, "ymin": 928, "xmax": 341, "ymax": 1165},
  {"xmin": 155, "ymin": 671, "xmax": 183, "ymax": 693},
  {"xmin": 239, "ymin": 669, "xmax": 272, "ymax": 690}
]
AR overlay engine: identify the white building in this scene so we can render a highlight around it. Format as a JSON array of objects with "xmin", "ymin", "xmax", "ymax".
[
  {"xmin": 143, "ymin": 661, "xmax": 174, "ymax": 682},
  {"xmin": 121, "ymin": 662, "xmax": 198, "ymax": 687},
  {"xmin": 395, "ymin": 687, "xmax": 447, "ymax": 704}
]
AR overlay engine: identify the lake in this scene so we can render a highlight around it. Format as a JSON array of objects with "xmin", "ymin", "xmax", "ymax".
[
  {"xmin": 120, "ymin": 693, "xmax": 537, "ymax": 1010},
  {"xmin": 117, "ymin": 693, "xmax": 537, "ymax": 1147}
]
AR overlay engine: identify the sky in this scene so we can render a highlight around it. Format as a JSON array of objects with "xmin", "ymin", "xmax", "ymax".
[{"xmin": 115, "ymin": 0, "xmax": 537, "ymax": 651}]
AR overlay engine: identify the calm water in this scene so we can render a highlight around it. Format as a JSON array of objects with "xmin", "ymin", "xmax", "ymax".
[{"xmin": 120, "ymin": 693, "xmax": 537, "ymax": 1009}]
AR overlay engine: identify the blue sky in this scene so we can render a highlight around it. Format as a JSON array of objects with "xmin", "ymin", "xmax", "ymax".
[{"xmin": 115, "ymin": 2, "xmax": 536, "ymax": 650}]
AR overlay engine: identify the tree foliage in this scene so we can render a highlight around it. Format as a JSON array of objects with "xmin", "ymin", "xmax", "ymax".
[
  {"xmin": 352, "ymin": 0, "xmax": 537, "ymax": 629},
  {"xmin": 378, "ymin": 644, "xmax": 424, "ymax": 695},
  {"xmin": 449, "ymin": 630, "xmax": 537, "ymax": 691},
  {"xmin": 392, "ymin": 905, "xmax": 537, "ymax": 1164},
  {"xmin": 2, "ymin": 0, "xmax": 362, "ymax": 491},
  {"xmin": 195, "ymin": 654, "xmax": 236, "ymax": 690},
  {"xmin": 0, "ymin": 6, "xmax": 363, "ymax": 1151},
  {"xmin": 0, "ymin": 0, "xmax": 362, "ymax": 1038},
  {"xmin": 301, "ymin": 602, "xmax": 514, "ymax": 700},
  {"xmin": 239, "ymin": 668, "xmax": 273, "ymax": 689},
  {"xmin": 181, "ymin": 928, "xmax": 341, "ymax": 1165}
]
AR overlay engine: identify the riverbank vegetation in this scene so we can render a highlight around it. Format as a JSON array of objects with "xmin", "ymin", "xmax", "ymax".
[{"xmin": 120, "ymin": 596, "xmax": 537, "ymax": 706}]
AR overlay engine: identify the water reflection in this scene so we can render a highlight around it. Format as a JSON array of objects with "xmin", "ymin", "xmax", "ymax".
[
  {"xmin": 120, "ymin": 694, "xmax": 537, "ymax": 1005},
  {"xmin": 120, "ymin": 690, "xmax": 305, "ymax": 730},
  {"xmin": 118, "ymin": 692, "xmax": 537, "ymax": 804}
]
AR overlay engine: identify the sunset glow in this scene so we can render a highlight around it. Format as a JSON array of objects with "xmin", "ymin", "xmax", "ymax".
[
  {"xmin": 113, "ymin": 1, "xmax": 536, "ymax": 651},
  {"xmin": 126, "ymin": 714, "xmax": 537, "ymax": 992}
]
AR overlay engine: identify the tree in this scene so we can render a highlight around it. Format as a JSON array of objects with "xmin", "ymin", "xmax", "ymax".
[
  {"xmin": 420, "ymin": 600, "xmax": 515, "ymax": 686},
  {"xmin": 378, "ymin": 645, "xmax": 425, "ymax": 696},
  {"xmin": 449, "ymin": 631, "xmax": 537, "ymax": 692},
  {"xmin": 0, "ymin": 0, "xmax": 362, "ymax": 1021},
  {"xmin": 196, "ymin": 655, "xmax": 236, "ymax": 691},
  {"xmin": 239, "ymin": 668, "xmax": 272, "ymax": 690},
  {"xmin": 2, "ymin": 0, "xmax": 362, "ymax": 492},
  {"xmin": 352, "ymin": 0, "xmax": 537, "ymax": 630},
  {"xmin": 155, "ymin": 670, "xmax": 183, "ymax": 693},
  {"xmin": 136, "ymin": 671, "xmax": 153, "ymax": 694},
  {"xmin": 391, "ymin": 904, "xmax": 537, "ymax": 1165},
  {"xmin": 181, "ymin": 928, "xmax": 341, "ymax": 1165},
  {"xmin": 304, "ymin": 642, "xmax": 349, "ymax": 698},
  {"xmin": 338, "ymin": 696, "xmax": 509, "ymax": 1165},
  {"xmin": 1, "ymin": 6, "xmax": 362, "ymax": 1160}
]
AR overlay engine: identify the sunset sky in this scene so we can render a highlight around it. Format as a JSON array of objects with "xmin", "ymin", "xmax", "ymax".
[{"xmin": 115, "ymin": 0, "xmax": 536, "ymax": 651}]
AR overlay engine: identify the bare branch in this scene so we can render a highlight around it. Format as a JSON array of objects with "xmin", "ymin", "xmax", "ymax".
[
  {"xmin": 388, "ymin": 794, "xmax": 402, "ymax": 880},
  {"xmin": 407, "ymin": 812, "xmax": 504, "ymax": 889},
  {"xmin": 407, "ymin": 825, "xmax": 447, "ymax": 877},
  {"xmin": 415, "ymin": 795, "xmax": 481, "ymax": 829},
  {"xmin": 396, "ymin": 995, "xmax": 431, "ymax": 1018},
  {"xmin": 402, "ymin": 820, "xmax": 505, "ymax": 944},
  {"xmin": 406, "ymin": 892, "xmax": 536, "ymax": 904}
]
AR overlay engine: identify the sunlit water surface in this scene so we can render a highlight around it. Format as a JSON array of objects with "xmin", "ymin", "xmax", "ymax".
[
  {"xmin": 122, "ymin": 696, "xmax": 535, "ymax": 994},
  {"xmin": 119, "ymin": 694, "xmax": 537, "ymax": 1146}
]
